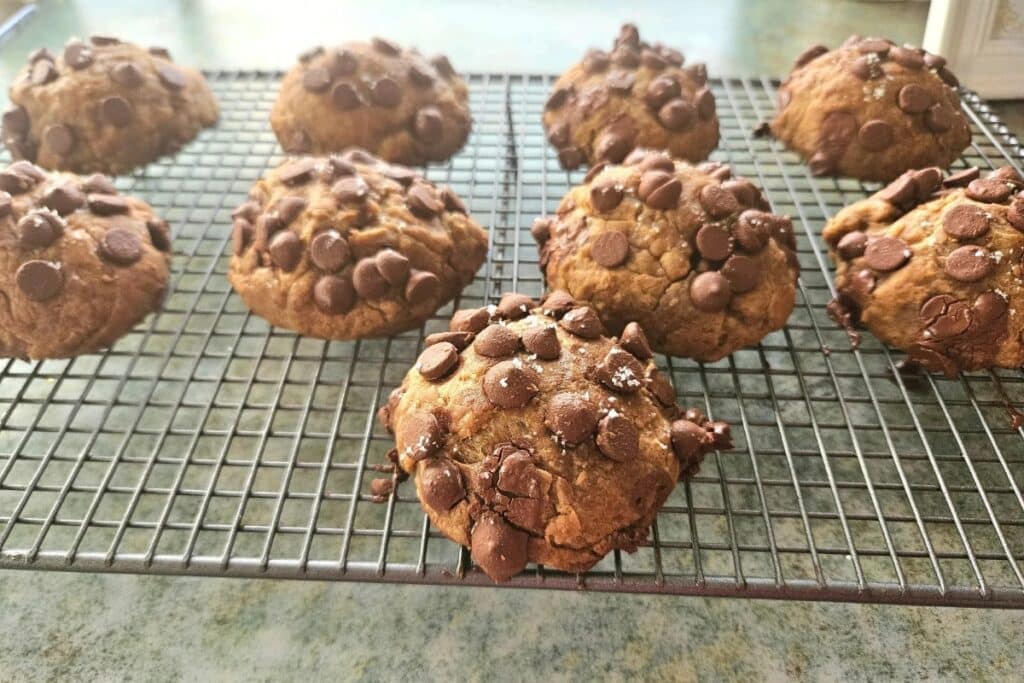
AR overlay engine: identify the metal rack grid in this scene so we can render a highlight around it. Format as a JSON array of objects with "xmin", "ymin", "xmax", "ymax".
[{"xmin": 0, "ymin": 71, "xmax": 1022, "ymax": 607}]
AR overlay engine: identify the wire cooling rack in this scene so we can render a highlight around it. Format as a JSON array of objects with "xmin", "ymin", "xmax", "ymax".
[{"xmin": 0, "ymin": 71, "xmax": 1022, "ymax": 607}]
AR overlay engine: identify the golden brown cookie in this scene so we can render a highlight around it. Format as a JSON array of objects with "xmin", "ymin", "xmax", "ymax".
[
  {"xmin": 3, "ymin": 36, "xmax": 219, "ymax": 175},
  {"xmin": 771, "ymin": 35, "xmax": 970, "ymax": 182},
  {"xmin": 228, "ymin": 149, "xmax": 487, "ymax": 340},
  {"xmin": 824, "ymin": 165, "xmax": 1024, "ymax": 374},
  {"xmin": 271, "ymin": 39, "xmax": 471, "ymax": 165},
  {"xmin": 543, "ymin": 24, "xmax": 719, "ymax": 170},
  {"xmin": 534, "ymin": 149, "xmax": 799, "ymax": 362},
  {"xmin": 377, "ymin": 291, "xmax": 731, "ymax": 582},
  {"xmin": 0, "ymin": 160, "xmax": 171, "ymax": 359}
]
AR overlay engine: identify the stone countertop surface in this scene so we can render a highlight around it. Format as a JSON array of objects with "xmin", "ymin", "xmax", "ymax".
[{"xmin": 0, "ymin": 0, "xmax": 1022, "ymax": 679}]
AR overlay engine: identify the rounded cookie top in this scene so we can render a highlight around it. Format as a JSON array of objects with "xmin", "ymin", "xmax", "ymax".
[
  {"xmin": 271, "ymin": 39, "xmax": 471, "ymax": 165},
  {"xmin": 0, "ymin": 160, "xmax": 172, "ymax": 359},
  {"xmin": 227, "ymin": 149, "xmax": 487, "ymax": 340},
  {"xmin": 3, "ymin": 35, "xmax": 219, "ymax": 175},
  {"xmin": 824, "ymin": 165, "xmax": 1024, "ymax": 374},
  {"xmin": 771, "ymin": 35, "xmax": 970, "ymax": 182},
  {"xmin": 534, "ymin": 149, "xmax": 800, "ymax": 362},
  {"xmin": 377, "ymin": 291, "xmax": 731, "ymax": 582},
  {"xmin": 543, "ymin": 23, "xmax": 719, "ymax": 170}
]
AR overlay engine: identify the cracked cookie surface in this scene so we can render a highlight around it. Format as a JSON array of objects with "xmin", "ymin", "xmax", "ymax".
[
  {"xmin": 535, "ymin": 149, "xmax": 799, "ymax": 362},
  {"xmin": 271, "ymin": 38, "xmax": 471, "ymax": 165},
  {"xmin": 377, "ymin": 291, "xmax": 731, "ymax": 582},
  {"xmin": 824, "ymin": 165, "xmax": 1024, "ymax": 375},
  {"xmin": 4, "ymin": 35, "xmax": 219, "ymax": 175},
  {"xmin": 228, "ymin": 149, "xmax": 487, "ymax": 340},
  {"xmin": 542, "ymin": 24, "xmax": 718, "ymax": 170},
  {"xmin": 0, "ymin": 160, "xmax": 171, "ymax": 359},
  {"xmin": 771, "ymin": 34, "xmax": 969, "ymax": 182}
]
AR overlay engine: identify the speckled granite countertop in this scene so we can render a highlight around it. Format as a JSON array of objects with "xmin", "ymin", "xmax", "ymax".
[{"xmin": 0, "ymin": 1, "xmax": 1022, "ymax": 679}]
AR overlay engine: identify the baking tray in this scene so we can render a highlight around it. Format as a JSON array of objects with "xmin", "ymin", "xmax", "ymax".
[{"xmin": 0, "ymin": 71, "xmax": 1021, "ymax": 607}]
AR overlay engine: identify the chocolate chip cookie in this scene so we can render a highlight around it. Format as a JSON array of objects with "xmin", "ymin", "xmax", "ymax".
[
  {"xmin": 0, "ymin": 160, "xmax": 171, "ymax": 359},
  {"xmin": 824, "ymin": 165, "xmax": 1024, "ymax": 374},
  {"xmin": 771, "ymin": 35, "xmax": 970, "ymax": 182},
  {"xmin": 271, "ymin": 39, "xmax": 471, "ymax": 165},
  {"xmin": 534, "ymin": 150, "xmax": 800, "ymax": 362},
  {"xmin": 228, "ymin": 149, "xmax": 487, "ymax": 340},
  {"xmin": 3, "ymin": 35, "xmax": 219, "ymax": 175},
  {"xmin": 377, "ymin": 291, "xmax": 731, "ymax": 582},
  {"xmin": 543, "ymin": 24, "xmax": 719, "ymax": 170}
]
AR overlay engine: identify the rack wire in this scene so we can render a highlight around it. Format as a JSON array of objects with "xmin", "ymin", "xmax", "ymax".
[{"xmin": 0, "ymin": 71, "xmax": 1021, "ymax": 607}]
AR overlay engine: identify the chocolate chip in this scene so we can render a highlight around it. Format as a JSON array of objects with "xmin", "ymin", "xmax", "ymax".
[
  {"xmin": 17, "ymin": 210, "xmax": 64, "ymax": 248},
  {"xmin": 547, "ymin": 122, "xmax": 570, "ymax": 149},
  {"xmin": 965, "ymin": 177, "xmax": 1013, "ymax": 203},
  {"xmin": 2, "ymin": 106, "xmax": 29, "ymax": 137},
  {"xmin": 721, "ymin": 179, "xmax": 761, "ymax": 209},
  {"xmin": 332, "ymin": 175, "xmax": 369, "ymax": 203},
  {"xmin": 408, "ymin": 63, "xmax": 434, "ymax": 87},
  {"xmin": 0, "ymin": 191, "xmax": 11, "ymax": 218},
  {"xmin": 494, "ymin": 293, "xmax": 533, "ymax": 321},
  {"xmin": 232, "ymin": 219, "xmax": 253, "ymax": 256},
  {"xmin": 913, "ymin": 167, "xmax": 943, "ymax": 197},
  {"xmin": 646, "ymin": 369, "xmax": 676, "ymax": 406},
  {"xmin": 413, "ymin": 106, "xmax": 443, "ymax": 143},
  {"xmin": 689, "ymin": 271, "xmax": 731, "ymax": 312},
  {"xmin": 370, "ymin": 36, "xmax": 401, "ymax": 55},
  {"xmin": 31, "ymin": 60, "xmax": 57, "ymax": 85},
  {"xmin": 878, "ymin": 174, "xmax": 917, "ymax": 208},
  {"xmin": 381, "ymin": 165, "xmax": 419, "ymax": 187},
  {"xmin": 87, "ymin": 193, "xmax": 129, "ymax": 215},
  {"xmin": 640, "ymin": 48, "xmax": 667, "ymax": 70},
  {"xmin": 310, "ymin": 230, "xmax": 350, "ymax": 271},
  {"xmin": 149, "ymin": 46, "xmax": 172, "ymax": 60},
  {"xmin": 645, "ymin": 75, "xmax": 680, "ymax": 109},
  {"xmin": 521, "ymin": 324, "xmax": 560, "ymax": 360},
  {"xmin": 89, "ymin": 35, "xmax": 120, "ymax": 46},
  {"xmin": 919, "ymin": 293, "xmax": 953, "ymax": 323},
  {"xmin": 16, "ymin": 260, "xmax": 62, "ymax": 301},
  {"xmin": 100, "ymin": 228, "xmax": 142, "ymax": 265},
  {"xmin": 110, "ymin": 62, "xmax": 144, "ymax": 88},
  {"xmin": 399, "ymin": 411, "xmax": 447, "ymax": 460},
  {"xmin": 100, "ymin": 95, "xmax": 133, "ymax": 127},
  {"xmin": 146, "ymin": 219, "xmax": 171, "ymax": 252},
  {"xmin": 268, "ymin": 231, "xmax": 302, "ymax": 271},
  {"xmin": 695, "ymin": 223, "xmax": 734, "ymax": 261},
  {"xmin": 836, "ymin": 230, "xmax": 868, "ymax": 259},
  {"xmin": 474, "ymin": 324, "xmax": 519, "ymax": 357},
  {"xmin": 599, "ymin": 346, "xmax": 645, "ymax": 393},
  {"xmin": 658, "ymin": 99, "xmax": 696, "ymax": 131},
  {"xmin": 897, "ymin": 84, "xmax": 932, "ymax": 114},
  {"xmin": 353, "ymin": 258, "xmax": 389, "ymax": 298},
  {"xmin": 936, "ymin": 66, "xmax": 959, "ymax": 88},
  {"xmin": 583, "ymin": 49, "xmax": 610, "ymax": 73},
  {"xmin": 616, "ymin": 322, "xmax": 651, "ymax": 361},
  {"xmin": 450, "ymin": 307, "xmax": 491, "ymax": 334},
  {"xmin": 734, "ymin": 210, "xmax": 771, "ymax": 253},
  {"xmin": 890, "ymin": 46, "xmax": 924, "ymax": 69},
  {"xmin": 638, "ymin": 171, "xmax": 682, "ymax": 210},
  {"xmin": 795, "ymin": 44, "xmax": 828, "ymax": 68},
  {"xmin": 596, "ymin": 413, "xmax": 639, "ymax": 462},
  {"xmin": 440, "ymin": 187, "xmax": 467, "ymax": 214},
  {"xmin": 559, "ymin": 306, "xmax": 603, "ymax": 338},
  {"xmin": 594, "ymin": 128, "xmax": 633, "ymax": 164},
  {"xmin": 929, "ymin": 300, "xmax": 971, "ymax": 338},
  {"xmin": 430, "ymin": 54, "xmax": 455, "ymax": 78},
  {"xmin": 63, "ymin": 40, "xmax": 93, "ymax": 69},
  {"xmin": 407, "ymin": 183, "xmax": 444, "ymax": 218},
  {"xmin": 28, "ymin": 47, "xmax": 53, "ymax": 64},
  {"xmin": 989, "ymin": 167, "xmax": 1023, "ymax": 187},
  {"xmin": 858, "ymin": 119, "xmax": 893, "ymax": 151},
  {"xmin": 864, "ymin": 236, "xmax": 911, "ymax": 272},
  {"xmin": 39, "ymin": 183, "xmax": 84, "ymax": 216},
  {"xmin": 611, "ymin": 45, "xmax": 641, "ymax": 68},
  {"xmin": 302, "ymin": 67, "xmax": 331, "ymax": 92},
  {"xmin": 686, "ymin": 64, "xmax": 708, "ymax": 86},
  {"xmin": 671, "ymin": 418, "xmax": 710, "ymax": 461},
  {"xmin": 698, "ymin": 184, "xmax": 740, "ymax": 219},
  {"xmin": 331, "ymin": 82, "xmax": 362, "ymax": 110},
  {"xmin": 370, "ymin": 78, "xmax": 401, "ymax": 107},
  {"xmin": 944, "ymin": 245, "xmax": 993, "ymax": 282},
  {"xmin": 419, "ymin": 459, "xmax": 465, "ymax": 511},
  {"xmin": 44, "ymin": 124, "xmax": 74, "ymax": 156},
  {"xmin": 857, "ymin": 38, "xmax": 891, "ymax": 55},
  {"xmin": 375, "ymin": 249, "xmax": 410, "ymax": 286},
  {"xmin": 156, "ymin": 63, "xmax": 187, "ymax": 90},
  {"xmin": 417, "ymin": 342, "xmax": 459, "ymax": 381},
  {"xmin": 425, "ymin": 330, "xmax": 473, "ymax": 350},
  {"xmin": 606, "ymin": 71, "xmax": 635, "ymax": 94},
  {"xmin": 483, "ymin": 360, "xmax": 539, "ymax": 409},
  {"xmin": 1008, "ymin": 198, "xmax": 1024, "ymax": 232},
  {"xmin": 590, "ymin": 179, "xmax": 624, "ymax": 213},
  {"xmin": 634, "ymin": 151, "xmax": 676, "ymax": 173},
  {"xmin": 722, "ymin": 254, "xmax": 760, "ymax": 293},
  {"xmin": 695, "ymin": 87, "xmax": 716, "ymax": 120},
  {"xmin": 545, "ymin": 392, "xmax": 598, "ymax": 446},
  {"xmin": 541, "ymin": 290, "xmax": 575, "ymax": 318},
  {"xmin": 973, "ymin": 291, "xmax": 1008, "ymax": 325},
  {"xmin": 278, "ymin": 158, "xmax": 317, "ymax": 186},
  {"xmin": 591, "ymin": 231, "xmax": 630, "ymax": 268},
  {"xmin": 545, "ymin": 87, "xmax": 572, "ymax": 111},
  {"xmin": 942, "ymin": 204, "xmax": 990, "ymax": 240},
  {"xmin": 471, "ymin": 513, "xmax": 528, "ymax": 582},
  {"xmin": 81, "ymin": 173, "xmax": 117, "ymax": 195},
  {"xmin": 314, "ymin": 275, "xmax": 356, "ymax": 314},
  {"xmin": 849, "ymin": 55, "xmax": 880, "ymax": 80},
  {"xmin": 925, "ymin": 104, "xmax": 953, "ymax": 132},
  {"xmin": 405, "ymin": 270, "xmax": 440, "ymax": 305},
  {"xmin": 557, "ymin": 147, "xmax": 585, "ymax": 170}
]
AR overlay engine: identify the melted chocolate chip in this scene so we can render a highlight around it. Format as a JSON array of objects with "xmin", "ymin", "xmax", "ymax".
[
  {"xmin": 596, "ymin": 413, "xmax": 639, "ymax": 462},
  {"xmin": 863, "ymin": 236, "xmax": 911, "ymax": 272},
  {"xmin": 87, "ymin": 193, "xmax": 129, "ymax": 216},
  {"xmin": 897, "ymin": 84, "xmax": 932, "ymax": 114},
  {"xmin": 695, "ymin": 223, "xmax": 734, "ymax": 261},
  {"xmin": 942, "ymin": 204, "xmax": 990, "ymax": 240},
  {"xmin": 405, "ymin": 270, "xmax": 440, "ymax": 305},
  {"xmin": 407, "ymin": 183, "xmax": 444, "ymax": 218},
  {"xmin": 721, "ymin": 254, "xmax": 761, "ymax": 293},
  {"xmin": 590, "ymin": 179, "xmax": 624, "ymax": 213},
  {"xmin": 399, "ymin": 411, "xmax": 447, "ymax": 461},
  {"xmin": 591, "ymin": 231, "xmax": 630, "ymax": 268},
  {"xmin": 375, "ymin": 249, "xmax": 410, "ymax": 286},
  {"xmin": 544, "ymin": 392, "xmax": 598, "ymax": 446},
  {"xmin": 40, "ymin": 183, "xmax": 85, "ymax": 215},
  {"xmin": 419, "ymin": 458, "xmax": 466, "ymax": 511},
  {"xmin": 100, "ymin": 228, "xmax": 142, "ymax": 266},
  {"xmin": 313, "ymin": 275, "xmax": 356, "ymax": 314},
  {"xmin": 352, "ymin": 258, "xmax": 389, "ymax": 298},
  {"xmin": 638, "ymin": 171, "xmax": 682, "ymax": 210},
  {"xmin": 16, "ymin": 260, "xmax": 62, "ymax": 301},
  {"xmin": 598, "ymin": 347, "xmax": 645, "ymax": 393},
  {"xmin": 471, "ymin": 513, "xmax": 528, "ymax": 582},
  {"xmin": 965, "ymin": 177, "xmax": 1013, "ymax": 203},
  {"xmin": 944, "ymin": 245, "xmax": 993, "ymax": 282},
  {"xmin": 836, "ymin": 230, "xmax": 868, "ymax": 259},
  {"xmin": 425, "ymin": 330, "xmax": 473, "ymax": 350},
  {"xmin": 17, "ymin": 210, "xmax": 64, "ymax": 248},
  {"xmin": 417, "ymin": 342, "xmax": 459, "ymax": 380},
  {"xmin": 698, "ymin": 184, "xmax": 740, "ymax": 219},
  {"xmin": 671, "ymin": 418, "xmax": 710, "ymax": 461},
  {"xmin": 483, "ymin": 360, "xmax": 540, "ymax": 408}
]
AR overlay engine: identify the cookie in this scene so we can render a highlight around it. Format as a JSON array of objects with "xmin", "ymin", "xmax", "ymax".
[
  {"xmin": 0, "ymin": 160, "xmax": 171, "ymax": 359},
  {"xmin": 824, "ymin": 165, "xmax": 1024, "ymax": 375},
  {"xmin": 271, "ymin": 39, "xmax": 471, "ymax": 165},
  {"xmin": 543, "ymin": 24, "xmax": 719, "ymax": 170},
  {"xmin": 228, "ymin": 149, "xmax": 487, "ymax": 340},
  {"xmin": 3, "ymin": 35, "xmax": 219, "ymax": 175},
  {"xmin": 377, "ymin": 292, "xmax": 731, "ymax": 582},
  {"xmin": 534, "ymin": 149, "xmax": 800, "ymax": 362},
  {"xmin": 771, "ymin": 35, "xmax": 970, "ymax": 182}
]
